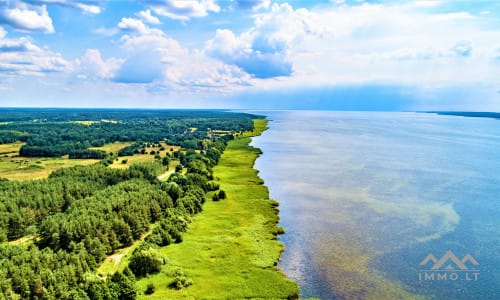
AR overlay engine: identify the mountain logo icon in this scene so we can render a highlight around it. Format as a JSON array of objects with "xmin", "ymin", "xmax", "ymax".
[{"xmin": 420, "ymin": 250, "xmax": 479, "ymax": 270}]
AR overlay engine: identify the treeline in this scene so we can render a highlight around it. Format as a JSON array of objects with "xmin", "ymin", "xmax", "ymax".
[
  {"xmin": 0, "ymin": 128, "xmax": 228, "ymax": 299},
  {"xmin": 0, "ymin": 109, "xmax": 256, "ymax": 157},
  {"xmin": 0, "ymin": 130, "xmax": 29, "ymax": 144}
]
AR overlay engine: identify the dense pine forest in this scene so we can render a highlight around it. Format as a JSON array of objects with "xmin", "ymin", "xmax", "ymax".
[{"xmin": 0, "ymin": 109, "xmax": 259, "ymax": 299}]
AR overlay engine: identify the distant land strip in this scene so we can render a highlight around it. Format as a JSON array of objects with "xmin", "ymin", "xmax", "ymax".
[{"xmin": 427, "ymin": 111, "xmax": 500, "ymax": 119}]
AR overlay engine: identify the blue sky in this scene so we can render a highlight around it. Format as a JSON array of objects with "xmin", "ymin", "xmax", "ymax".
[{"xmin": 0, "ymin": 0, "xmax": 499, "ymax": 110}]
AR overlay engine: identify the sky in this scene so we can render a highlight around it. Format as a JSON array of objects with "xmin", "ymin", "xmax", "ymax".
[{"xmin": 0, "ymin": 0, "xmax": 499, "ymax": 110}]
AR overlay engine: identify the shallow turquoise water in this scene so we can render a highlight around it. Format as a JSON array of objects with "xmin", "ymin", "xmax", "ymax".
[{"xmin": 251, "ymin": 111, "xmax": 500, "ymax": 299}]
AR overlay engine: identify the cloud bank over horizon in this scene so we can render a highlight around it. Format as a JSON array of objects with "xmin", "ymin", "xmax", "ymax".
[{"xmin": 0, "ymin": 0, "xmax": 499, "ymax": 110}]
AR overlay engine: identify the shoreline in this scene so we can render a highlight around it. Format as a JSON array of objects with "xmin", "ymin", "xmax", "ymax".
[{"xmin": 136, "ymin": 118, "xmax": 299, "ymax": 299}]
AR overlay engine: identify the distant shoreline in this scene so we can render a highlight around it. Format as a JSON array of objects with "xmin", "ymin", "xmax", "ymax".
[{"xmin": 427, "ymin": 111, "xmax": 500, "ymax": 120}]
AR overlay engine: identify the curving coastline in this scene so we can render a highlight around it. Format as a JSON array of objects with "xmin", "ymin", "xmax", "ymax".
[{"xmin": 136, "ymin": 118, "xmax": 299, "ymax": 299}]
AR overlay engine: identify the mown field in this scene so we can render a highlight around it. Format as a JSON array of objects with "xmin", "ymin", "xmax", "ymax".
[
  {"xmin": 134, "ymin": 120, "xmax": 299, "ymax": 299},
  {"xmin": 0, "ymin": 147, "xmax": 100, "ymax": 181},
  {"xmin": 101, "ymin": 142, "xmax": 181, "ymax": 170},
  {"xmin": 0, "ymin": 142, "xmax": 181, "ymax": 181}
]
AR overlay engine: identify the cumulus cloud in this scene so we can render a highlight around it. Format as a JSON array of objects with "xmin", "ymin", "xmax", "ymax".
[
  {"xmin": 0, "ymin": 36, "xmax": 40, "ymax": 52},
  {"xmin": 226, "ymin": 1, "xmax": 499, "ymax": 88},
  {"xmin": 113, "ymin": 17, "xmax": 251, "ymax": 90},
  {"xmin": 162, "ymin": 50, "xmax": 251, "ymax": 93},
  {"xmin": 205, "ymin": 28, "xmax": 292, "ymax": 78},
  {"xmin": 0, "ymin": 2, "xmax": 54, "ymax": 33},
  {"xmin": 76, "ymin": 49, "xmax": 122, "ymax": 79},
  {"xmin": 204, "ymin": 3, "xmax": 317, "ymax": 78},
  {"xmin": 144, "ymin": 0, "xmax": 220, "ymax": 21},
  {"xmin": 118, "ymin": 17, "xmax": 149, "ymax": 34},
  {"xmin": 0, "ymin": 30, "xmax": 69, "ymax": 75},
  {"xmin": 136, "ymin": 9, "xmax": 160, "ymax": 24},
  {"xmin": 0, "ymin": 0, "xmax": 102, "ymax": 33}
]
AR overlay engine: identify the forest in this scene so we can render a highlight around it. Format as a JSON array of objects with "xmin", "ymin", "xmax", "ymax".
[
  {"xmin": 0, "ymin": 109, "xmax": 254, "ymax": 157},
  {"xmin": 0, "ymin": 109, "xmax": 258, "ymax": 299}
]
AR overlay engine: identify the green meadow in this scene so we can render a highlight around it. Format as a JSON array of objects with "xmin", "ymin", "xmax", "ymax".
[{"xmin": 135, "ymin": 119, "xmax": 299, "ymax": 299}]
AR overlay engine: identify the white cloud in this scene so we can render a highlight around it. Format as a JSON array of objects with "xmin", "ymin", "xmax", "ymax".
[
  {"xmin": 27, "ymin": 0, "xmax": 101, "ymax": 14},
  {"xmin": 118, "ymin": 17, "xmax": 149, "ymax": 34},
  {"xmin": 113, "ymin": 17, "xmax": 251, "ymax": 91},
  {"xmin": 0, "ymin": 3, "xmax": 54, "ymax": 33},
  {"xmin": 144, "ymin": 0, "xmax": 220, "ymax": 21},
  {"xmin": 76, "ymin": 49, "xmax": 122, "ymax": 79},
  {"xmin": 136, "ymin": 9, "xmax": 161, "ymax": 25},
  {"xmin": 94, "ymin": 26, "xmax": 119, "ymax": 36},
  {"xmin": 161, "ymin": 50, "xmax": 251, "ymax": 93},
  {"xmin": 205, "ymin": 3, "xmax": 317, "ymax": 78},
  {"xmin": 0, "ymin": 32, "xmax": 69, "ymax": 75},
  {"xmin": 0, "ymin": 36, "xmax": 40, "ymax": 52},
  {"xmin": 225, "ymin": 2, "xmax": 500, "ymax": 89}
]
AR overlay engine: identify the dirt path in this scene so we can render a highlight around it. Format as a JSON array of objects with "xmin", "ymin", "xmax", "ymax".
[
  {"xmin": 158, "ymin": 168, "xmax": 175, "ymax": 181},
  {"xmin": 108, "ymin": 253, "xmax": 124, "ymax": 266}
]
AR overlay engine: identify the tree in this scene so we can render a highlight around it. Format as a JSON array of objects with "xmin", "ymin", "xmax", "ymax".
[
  {"xmin": 162, "ymin": 156, "xmax": 170, "ymax": 166},
  {"xmin": 128, "ymin": 248, "xmax": 165, "ymax": 277},
  {"xmin": 110, "ymin": 271, "xmax": 136, "ymax": 300},
  {"xmin": 144, "ymin": 283, "xmax": 155, "ymax": 295}
]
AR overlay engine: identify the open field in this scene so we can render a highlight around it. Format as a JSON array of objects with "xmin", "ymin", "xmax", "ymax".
[
  {"xmin": 72, "ymin": 119, "xmax": 119, "ymax": 126},
  {"xmin": 90, "ymin": 141, "xmax": 132, "ymax": 154},
  {"xmin": 0, "ymin": 141, "xmax": 181, "ymax": 180},
  {"xmin": 72, "ymin": 120, "xmax": 97, "ymax": 126},
  {"xmin": 108, "ymin": 142, "xmax": 180, "ymax": 169},
  {"xmin": 0, "ymin": 142, "xmax": 24, "ymax": 156},
  {"xmin": 0, "ymin": 152, "xmax": 99, "ymax": 181},
  {"xmin": 135, "ymin": 119, "xmax": 299, "ymax": 299}
]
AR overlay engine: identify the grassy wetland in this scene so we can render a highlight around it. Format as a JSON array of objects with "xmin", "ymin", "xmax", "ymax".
[{"xmin": 135, "ymin": 119, "xmax": 299, "ymax": 299}]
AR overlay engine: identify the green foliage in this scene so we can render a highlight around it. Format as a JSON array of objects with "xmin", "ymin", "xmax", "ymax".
[
  {"xmin": 1, "ymin": 109, "xmax": 256, "ymax": 158},
  {"xmin": 128, "ymin": 247, "xmax": 165, "ymax": 277},
  {"xmin": 144, "ymin": 283, "xmax": 155, "ymax": 295},
  {"xmin": 212, "ymin": 193, "xmax": 219, "ymax": 201},
  {"xmin": 169, "ymin": 268, "xmax": 193, "ymax": 290},
  {"xmin": 162, "ymin": 155, "xmax": 170, "ymax": 166},
  {"xmin": 135, "ymin": 119, "xmax": 299, "ymax": 299},
  {"xmin": 218, "ymin": 189, "xmax": 227, "ymax": 200},
  {"xmin": 0, "ymin": 110, "xmax": 269, "ymax": 299},
  {"xmin": 110, "ymin": 270, "xmax": 136, "ymax": 300}
]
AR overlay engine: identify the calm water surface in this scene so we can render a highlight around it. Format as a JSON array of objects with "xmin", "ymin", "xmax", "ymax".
[{"xmin": 250, "ymin": 111, "xmax": 500, "ymax": 299}]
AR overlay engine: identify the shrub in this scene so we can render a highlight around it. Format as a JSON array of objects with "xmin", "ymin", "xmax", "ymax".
[
  {"xmin": 169, "ymin": 268, "xmax": 193, "ymax": 290},
  {"xmin": 144, "ymin": 283, "xmax": 155, "ymax": 295},
  {"xmin": 128, "ymin": 248, "xmax": 165, "ymax": 277}
]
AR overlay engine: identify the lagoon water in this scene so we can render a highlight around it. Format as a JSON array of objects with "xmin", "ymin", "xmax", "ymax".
[{"xmin": 250, "ymin": 111, "xmax": 500, "ymax": 299}]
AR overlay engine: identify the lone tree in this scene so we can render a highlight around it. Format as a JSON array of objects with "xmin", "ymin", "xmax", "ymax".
[
  {"xmin": 218, "ymin": 190, "xmax": 227, "ymax": 200},
  {"xmin": 128, "ymin": 247, "xmax": 165, "ymax": 277},
  {"xmin": 162, "ymin": 156, "xmax": 171, "ymax": 166}
]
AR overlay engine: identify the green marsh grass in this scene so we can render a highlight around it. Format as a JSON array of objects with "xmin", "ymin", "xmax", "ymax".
[{"xmin": 136, "ymin": 119, "xmax": 299, "ymax": 299}]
